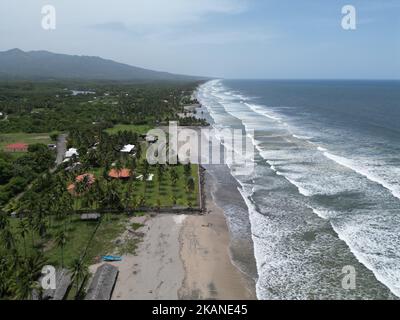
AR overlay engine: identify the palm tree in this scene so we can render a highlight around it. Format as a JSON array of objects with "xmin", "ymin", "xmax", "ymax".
[
  {"xmin": 184, "ymin": 162, "xmax": 192, "ymax": 177},
  {"xmin": 70, "ymin": 258, "xmax": 88, "ymax": 299},
  {"xmin": 1, "ymin": 227, "xmax": 15, "ymax": 251},
  {"xmin": 0, "ymin": 210, "xmax": 8, "ymax": 231},
  {"xmin": 27, "ymin": 214, "xmax": 36, "ymax": 248},
  {"xmin": 55, "ymin": 230, "xmax": 67, "ymax": 268},
  {"xmin": 170, "ymin": 168, "xmax": 178, "ymax": 187},
  {"xmin": 18, "ymin": 220, "xmax": 29, "ymax": 259},
  {"xmin": 12, "ymin": 271, "xmax": 35, "ymax": 300},
  {"xmin": 186, "ymin": 177, "xmax": 195, "ymax": 194}
]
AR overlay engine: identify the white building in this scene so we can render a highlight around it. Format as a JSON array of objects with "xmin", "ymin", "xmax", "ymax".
[
  {"xmin": 65, "ymin": 148, "xmax": 79, "ymax": 158},
  {"xmin": 120, "ymin": 144, "xmax": 135, "ymax": 153}
]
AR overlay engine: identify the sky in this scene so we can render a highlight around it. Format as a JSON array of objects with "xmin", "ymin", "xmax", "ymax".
[{"xmin": 0, "ymin": 0, "xmax": 399, "ymax": 79}]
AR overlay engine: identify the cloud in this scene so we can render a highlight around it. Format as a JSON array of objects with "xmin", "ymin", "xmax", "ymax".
[
  {"xmin": 89, "ymin": 22, "xmax": 129, "ymax": 32},
  {"xmin": 76, "ymin": 0, "xmax": 248, "ymax": 28}
]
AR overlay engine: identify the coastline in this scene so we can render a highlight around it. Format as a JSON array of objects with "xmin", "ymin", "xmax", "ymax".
[
  {"xmin": 179, "ymin": 169, "xmax": 256, "ymax": 300},
  {"xmin": 90, "ymin": 165, "xmax": 256, "ymax": 300},
  {"xmin": 89, "ymin": 87, "xmax": 257, "ymax": 300}
]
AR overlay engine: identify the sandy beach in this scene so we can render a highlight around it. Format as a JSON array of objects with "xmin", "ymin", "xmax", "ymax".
[
  {"xmin": 179, "ymin": 171, "xmax": 256, "ymax": 300},
  {"xmin": 89, "ymin": 167, "xmax": 256, "ymax": 300}
]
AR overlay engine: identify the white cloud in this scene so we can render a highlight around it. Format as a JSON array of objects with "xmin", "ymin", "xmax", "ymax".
[{"xmin": 67, "ymin": 0, "xmax": 247, "ymax": 27}]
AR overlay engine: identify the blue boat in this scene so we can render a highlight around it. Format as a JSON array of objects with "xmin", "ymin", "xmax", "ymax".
[{"xmin": 102, "ymin": 255, "xmax": 122, "ymax": 262}]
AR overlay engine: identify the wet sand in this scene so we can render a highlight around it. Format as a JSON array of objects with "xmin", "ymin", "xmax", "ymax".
[{"xmin": 179, "ymin": 175, "xmax": 256, "ymax": 300}]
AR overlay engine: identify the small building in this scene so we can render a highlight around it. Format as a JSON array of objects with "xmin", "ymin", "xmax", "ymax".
[
  {"xmin": 120, "ymin": 144, "xmax": 135, "ymax": 153},
  {"xmin": 85, "ymin": 264, "xmax": 119, "ymax": 300},
  {"xmin": 48, "ymin": 144, "xmax": 57, "ymax": 150},
  {"xmin": 5, "ymin": 143, "xmax": 28, "ymax": 152},
  {"xmin": 108, "ymin": 168, "xmax": 131, "ymax": 179},
  {"xmin": 65, "ymin": 148, "xmax": 79, "ymax": 158},
  {"xmin": 81, "ymin": 213, "xmax": 101, "ymax": 221},
  {"xmin": 67, "ymin": 173, "xmax": 96, "ymax": 194}
]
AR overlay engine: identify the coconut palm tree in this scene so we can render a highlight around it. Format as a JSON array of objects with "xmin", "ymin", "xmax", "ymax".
[
  {"xmin": 0, "ymin": 211, "xmax": 9, "ymax": 231},
  {"xmin": 186, "ymin": 177, "xmax": 195, "ymax": 194},
  {"xmin": 70, "ymin": 258, "xmax": 88, "ymax": 299},
  {"xmin": 170, "ymin": 168, "xmax": 178, "ymax": 187},
  {"xmin": 18, "ymin": 220, "xmax": 29, "ymax": 259},
  {"xmin": 1, "ymin": 227, "xmax": 15, "ymax": 251},
  {"xmin": 55, "ymin": 230, "xmax": 67, "ymax": 268}
]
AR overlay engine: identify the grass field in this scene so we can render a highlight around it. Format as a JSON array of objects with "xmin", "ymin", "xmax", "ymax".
[
  {"xmin": 9, "ymin": 214, "xmax": 128, "ymax": 268},
  {"xmin": 0, "ymin": 132, "xmax": 53, "ymax": 152},
  {"xmin": 70, "ymin": 163, "xmax": 199, "ymax": 210},
  {"xmin": 105, "ymin": 124, "xmax": 152, "ymax": 135}
]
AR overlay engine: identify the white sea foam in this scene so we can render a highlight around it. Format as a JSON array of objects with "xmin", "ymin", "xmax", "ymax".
[
  {"xmin": 324, "ymin": 151, "xmax": 400, "ymax": 201},
  {"xmin": 197, "ymin": 79, "xmax": 400, "ymax": 299},
  {"xmin": 245, "ymin": 102, "xmax": 282, "ymax": 121},
  {"xmin": 292, "ymin": 134, "xmax": 312, "ymax": 140},
  {"xmin": 331, "ymin": 219, "xmax": 400, "ymax": 297}
]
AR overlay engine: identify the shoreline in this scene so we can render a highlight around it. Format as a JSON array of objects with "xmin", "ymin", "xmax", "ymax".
[
  {"xmin": 178, "ymin": 169, "xmax": 256, "ymax": 300},
  {"xmin": 89, "ymin": 165, "xmax": 256, "ymax": 300}
]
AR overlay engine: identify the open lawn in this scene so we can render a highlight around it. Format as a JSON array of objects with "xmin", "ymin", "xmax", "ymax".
[
  {"xmin": 0, "ymin": 132, "xmax": 53, "ymax": 152},
  {"xmin": 9, "ymin": 213, "xmax": 128, "ymax": 268},
  {"xmin": 70, "ymin": 163, "xmax": 200, "ymax": 210}
]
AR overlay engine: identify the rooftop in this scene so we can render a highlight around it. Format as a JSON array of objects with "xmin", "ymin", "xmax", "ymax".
[
  {"xmin": 85, "ymin": 264, "xmax": 119, "ymax": 300},
  {"xmin": 108, "ymin": 168, "xmax": 131, "ymax": 179},
  {"xmin": 120, "ymin": 144, "xmax": 135, "ymax": 153}
]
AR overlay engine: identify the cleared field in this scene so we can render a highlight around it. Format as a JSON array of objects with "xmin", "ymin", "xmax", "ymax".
[
  {"xmin": 0, "ymin": 132, "xmax": 52, "ymax": 152},
  {"xmin": 8, "ymin": 213, "xmax": 128, "ymax": 268},
  {"xmin": 70, "ymin": 164, "xmax": 199, "ymax": 210}
]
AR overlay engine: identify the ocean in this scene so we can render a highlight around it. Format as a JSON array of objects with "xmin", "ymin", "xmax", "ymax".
[{"xmin": 197, "ymin": 79, "xmax": 400, "ymax": 300}]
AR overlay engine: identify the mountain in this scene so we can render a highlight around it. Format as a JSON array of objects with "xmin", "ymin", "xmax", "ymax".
[{"xmin": 0, "ymin": 48, "xmax": 205, "ymax": 81}]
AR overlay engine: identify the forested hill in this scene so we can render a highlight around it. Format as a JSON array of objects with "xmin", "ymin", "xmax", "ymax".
[{"xmin": 0, "ymin": 49, "xmax": 205, "ymax": 81}]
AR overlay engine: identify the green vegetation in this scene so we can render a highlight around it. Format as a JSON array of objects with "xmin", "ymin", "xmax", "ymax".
[
  {"xmin": 0, "ymin": 132, "xmax": 53, "ymax": 151},
  {"xmin": 0, "ymin": 79, "xmax": 207, "ymax": 300},
  {"xmin": 0, "ymin": 145, "xmax": 55, "ymax": 206},
  {"xmin": 105, "ymin": 124, "xmax": 152, "ymax": 135}
]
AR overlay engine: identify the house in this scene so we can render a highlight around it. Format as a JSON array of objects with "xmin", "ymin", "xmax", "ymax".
[
  {"xmin": 85, "ymin": 264, "xmax": 119, "ymax": 300},
  {"xmin": 67, "ymin": 173, "xmax": 96, "ymax": 194},
  {"xmin": 81, "ymin": 213, "xmax": 101, "ymax": 221},
  {"xmin": 5, "ymin": 143, "xmax": 28, "ymax": 152},
  {"xmin": 108, "ymin": 168, "xmax": 131, "ymax": 179},
  {"xmin": 65, "ymin": 148, "xmax": 79, "ymax": 158},
  {"xmin": 120, "ymin": 144, "xmax": 135, "ymax": 153},
  {"xmin": 48, "ymin": 144, "xmax": 57, "ymax": 150}
]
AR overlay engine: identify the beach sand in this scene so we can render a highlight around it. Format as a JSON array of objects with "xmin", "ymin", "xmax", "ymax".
[
  {"xmin": 110, "ymin": 214, "xmax": 186, "ymax": 300},
  {"xmin": 88, "ymin": 170, "xmax": 256, "ymax": 300},
  {"xmin": 179, "ymin": 174, "xmax": 256, "ymax": 300}
]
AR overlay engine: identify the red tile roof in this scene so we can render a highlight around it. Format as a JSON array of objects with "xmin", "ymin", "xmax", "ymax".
[
  {"xmin": 67, "ymin": 174, "xmax": 95, "ymax": 195},
  {"xmin": 108, "ymin": 168, "xmax": 131, "ymax": 179},
  {"xmin": 5, "ymin": 143, "xmax": 28, "ymax": 151},
  {"xmin": 75, "ymin": 174, "xmax": 95, "ymax": 184}
]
